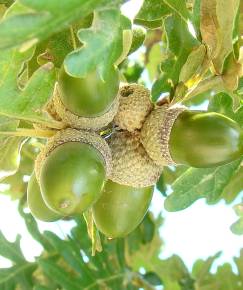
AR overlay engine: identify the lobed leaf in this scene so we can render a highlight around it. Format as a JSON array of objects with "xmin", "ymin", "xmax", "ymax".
[
  {"xmin": 192, "ymin": 252, "xmax": 221, "ymax": 285},
  {"xmin": 18, "ymin": 206, "xmax": 54, "ymax": 251},
  {"xmin": 0, "ymin": 45, "xmax": 56, "ymax": 124},
  {"xmin": 221, "ymin": 167, "xmax": 243, "ymax": 204},
  {"xmin": 0, "ymin": 136, "xmax": 26, "ymax": 181},
  {"xmin": 0, "ymin": 232, "xmax": 25, "ymax": 264},
  {"xmin": 64, "ymin": 9, "xmax": 131, "ymax": 80},
  {"xmin": 164, "ymin": 158, "xmax": 243, "ymax": 211},
  {"xmin": 179, "ymin": 44, "xmax": 207, "ymax": 84},
  {"xmin": 191, "ymin": 0, "xmax": 201, "ymax": 39},
  {"xmin": 39, "ymin": 259, "xmax": 81, "ymax": 290},
  {"xmin": 0, "ymin": 263, "xmax": 36, "ymax": 290},
  {"xmin": 135, "ymin": 0, "xmax": 190, "ymax": 23},
  {"xmin": 135, "ymin": 0, "xmax": 171, "ymax": 22},
  {"xmin": 0, "ymin": 0, "xmax": 122, "ymax": 50},
  {"xmin": 152, "ymin": 14, "xmax": 199, "ymax": 101},
  {"xmin": 208, "ymin": 93, "xmax": 243, "ymax": 126},
  {"xmin": 0, "ymin": 116, "xmax": 24, "ymax": 181}
]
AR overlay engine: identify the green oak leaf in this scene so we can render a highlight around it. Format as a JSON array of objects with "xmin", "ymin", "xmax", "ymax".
[
  {"xmin": 0, "ymin": 232, "xmax": 25, "ymax": 264},
  {"xmin": 192, "ymin": 252, "xmax": 221, "ymax": 287},
  {"xmin": 146, "ymin": 43, "xmax": 164, "ymax": 82},
  {"xmin": 234, "ymin": 249, "xmax": 243, "ymax": 281},
  {"xmin": 0, "ymin": 136, "xmax": 26, "ymax": 181},
  {"xmin": 0, "ymin": 116, "xmax": 26, "ymax": 183},
  {"xmin": 0, "ymin": 231, "xmax": 37, "ymax": 290},
  {"xmin": 164, "ymin": 158, "xmax": 243, "ymax": 211},
  {"xmin": 34, "ymin": 286, "xmax": 53, "ymax": 290},
  {"xmin": 208, "ymin": 93, "xmax": 243, "ymax": 126},
  {"xmin": 208, "ymin": 264, "xmax": 243, "ymax": 290},
  {"xmin": 152, "ymin": 14, "xmax": 199, "ymax": 101},
  {"xmin": 135, "ymin": 0, "xmax": 190, "ymax": 23},
  {"xmin": 0, "ymin": 0, "xmax": 14, "ymax": 6},
  {"xmin": 162, "ymin": 0, "xmax": 191, "ymax": 22},
  {"xmin": 191, "ymin": 252, "xmax": 243, "ymax": 290},
  {"xmin": 191, "ymin": 0, "xmax": 201, "ymax": 39},
  {"xmin": 0, "ymin": 115, "xmax": 19, "ymax": 132},
  {"xmin": 0, "ymin": 4, "xmax": 6, "ymax": 19},
  {"xmin": 64, "ymin": 9, "xmax": 131, "ymax": 80},
  {"xmin": 0, "ymin": 0, "xmax": 122, "ymax": 50},
  {"xmin": 126, "ymin": 215, "xmax": 194, "ymax": 290},
  {"xmin": 135, "ymin": 0, "xmax": 171, "ymax": 22},
  {"xmin": 164, "ymin": 14, "xmax": 199, "ymax": 78},
  {"xmin": 0, "ymin": 263, "xmax": 37, "ymax": 290},
  {"xmin": 179, "ymin": 44, "xmax": 207, "ymax": 84},
  {"xmin": 0, "ymin": 46, "xmax": 56, "ymax": 125},
  {"xmin": 221, "ymin": 166, "xmax": 243, "ymax": 204}
]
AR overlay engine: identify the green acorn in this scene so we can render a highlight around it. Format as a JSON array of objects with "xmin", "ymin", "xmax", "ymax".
[{"xmin": 35, "ymin": 129, "xmax": 112, "ymax": 216}]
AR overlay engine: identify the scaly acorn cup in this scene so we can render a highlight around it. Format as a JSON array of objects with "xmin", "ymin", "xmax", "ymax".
[
  {"xmin": 92, "ymin": 180, "xmax": 153, "ymax": 238},
  {"xmin": 35, "ymin": 128, "xmax": 112, "ymax": 216},
  {"xmin": 54, "ymin": 65, "xmax": 120, "ymax": 130},
  {"xmin": 27, "ymin": 173, "xmax": 62, "ymax": 222},
  {"xmin": 141, "ymin": 105, "xmax": 243, "ymax": 168},
  {"xmin": 114, "ymin": 83, "xmax": 154, "ymax": 132},
  {"xmin": 108, "ymin": 130, "xmax": 162, "ymax": 188}
]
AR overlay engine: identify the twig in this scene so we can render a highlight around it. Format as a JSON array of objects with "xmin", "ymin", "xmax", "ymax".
[{"xmin": 0, "ymin": 128, "xmax": 56, "ymax": 139}]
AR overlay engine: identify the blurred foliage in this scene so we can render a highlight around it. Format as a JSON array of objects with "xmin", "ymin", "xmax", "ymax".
[{"xmin": 1, "ymin": 207, "xmax": 243, "ymax": 290}]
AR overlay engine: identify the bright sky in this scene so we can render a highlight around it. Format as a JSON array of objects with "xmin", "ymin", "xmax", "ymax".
[{"xmin": 0, "ymin": 0, "xmax": 242, "ymax": 275}]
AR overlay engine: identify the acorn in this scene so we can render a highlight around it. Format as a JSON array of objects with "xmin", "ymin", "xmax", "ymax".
[
  {"xmin": 27, "ymin": 173, "xmax": 62, "ymax": 222},
  {"xmin": 35, "ymin": 128, "xmax": 112, "ymax": 216},
  {"xmin": 114, "ymin": 83, "xmax": 154, "ymax": 132},
  {"xmin": 141, "ymin": 105, "xmax": 243, "ymax": 168},
  {"xmin": 53, "ymin": 66, "xmax": 120, "ymax": 130},
  {"xmin": 92, "ymin": 180, "xmax": 153, "ymax": 238},
  {"xmin": 108, "ymin": 130, "xmax": 162, "ymax": 188}
]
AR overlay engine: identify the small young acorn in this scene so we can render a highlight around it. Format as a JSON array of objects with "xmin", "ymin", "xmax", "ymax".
[
  {"xmin": 35, "ymin": 128, "xmax": 112, "ymax": 216},
  {"xmin": 108, "ymin": 130, "xmax": 162, "ymax": 188},
  {"xmin": 141, "ymin": 105, "xmax": 243, "ymax": 168},
  {"xmin": 114, "ymin": 83, "xmax": 154, "ymax": 132},
  {"xmin": 27, "ymin": 173, "xmax": 62, "ymax": 222},
  {"xmin": 92, "ymin": 180, "xmax": 153, "ymax": 238},
  {"xmin": 54, "ymin": 66, "xmax": 120, "ymax": 130}
]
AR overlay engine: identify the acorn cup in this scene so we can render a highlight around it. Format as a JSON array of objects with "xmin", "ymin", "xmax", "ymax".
[
  {"xmin": 53, "ymin": 66, "xmax": 120, "ymax": 130},
  {"xmin": 108, "ymin": 130, "xmax": 162, "ymax": 188},
  {"xmin": 34, "ymin": 128, "xmax": 112, "ymax": 216},
  {"xmin": 114, "ymin": 83, "xmax": 154, "ymax": 132},
  {"xmin": 141, "ymin": 105, "xmax": 243, "ymax": 168}
]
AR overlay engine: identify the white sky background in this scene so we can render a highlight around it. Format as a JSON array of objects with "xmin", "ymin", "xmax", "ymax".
[{"xmin": 0, "ymin": 0, "xmax": 243, "ymax": 275}]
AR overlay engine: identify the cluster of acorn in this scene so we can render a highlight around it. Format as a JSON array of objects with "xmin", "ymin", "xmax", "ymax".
[{"xmin": 27, "ymin": 65, "xmax": 243, "ymax": 239}]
